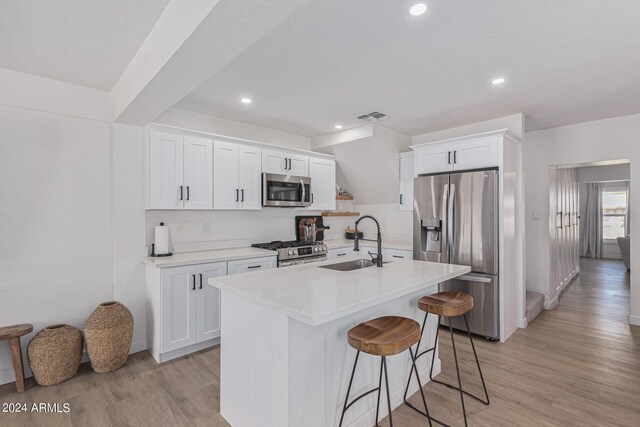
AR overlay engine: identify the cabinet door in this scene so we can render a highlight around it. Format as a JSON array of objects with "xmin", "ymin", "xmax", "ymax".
[
  {"xmin": 238, "ymin": 145, "xmax": 262, "ymax": 210},
  {"xmin": 385, "ymin": 248, "xmax": 413, "ymax": 260},
  {"xmin": 196, "ymin": 262, "xmax": 227, "ymax": 343},
  {"xmin": 399, "ymin": 155, "xmax": 414, "ymax": 211},
  {"xmin": 327, "ymin": 248, "xmax": 352, "ymax": 260},
  {"xmin": 227, "ymin": 256, "xmax": 277, "ymax": 275},
  {"xmin": 262, "ymin": 150, "xmax": 309, "ymax": 176},
  {"xmin": 414, "ymin": 144, "xmax": 453, "ymax": 175},
  {"xmin": 213, "ymin": 140, "xmax": 240, "ymax": 209},
  {"xmin": 149, "ymin": 131, "xmax": 184, "ymax": 209},
  {"xmin": 184, "ymin": 136, "xmax": 213, "ymax": 210},
  {"xmin": 161, "ymin": 266, "xmax": 197, "ymax": 352},
  {"xmin": 262, "ymin": 149, "xmax": 288, "ymax": 174},
  {"xmin": 287, "ymin": 153, "xmax": 309, "ymax": 176},
  {"xmin": 309, "ymin": 157, "xmax": 336, "ymax": 210},
  {"xmin": 452, "ymin": 137, "xmax": 498, "ymax": 170}
]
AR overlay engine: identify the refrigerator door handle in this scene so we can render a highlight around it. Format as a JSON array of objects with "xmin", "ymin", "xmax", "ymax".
[
  {"xmin": 442, "ymin": 183, "xmax": 449, "ymax": 258},
  {"xmin": 448, "ymin": 183, "xmax": 455, "ymax": 255},
  {"xmin": 457, "ymin": 274, "xmax": 493, "ymax": 283}
]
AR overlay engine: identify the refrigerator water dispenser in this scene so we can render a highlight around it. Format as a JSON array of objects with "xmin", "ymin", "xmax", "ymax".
[{"xmin": 421, "ymin": 218, "xmax": 442, "ymax": 253}]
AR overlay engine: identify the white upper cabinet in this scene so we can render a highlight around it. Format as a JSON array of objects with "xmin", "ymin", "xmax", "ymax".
[
  {"xmin": 149, "ymin": 131, "xmax": 184, "ymax": 209},
  {"xmin": 183, "ymin": 136, "xmax": 213, "ymax": 209},
  {"xmin": 214, "ymin": 140, "xmax": 262, "ymax": 210},
  {"xmin": 412, "ymin": 133, "xmax": 499, "ymax": 175},
  {"xmin": 262, "ymin": 149, "xmax": 309, "ymax": 176},
  {"xmin": 238, "ymin": 145, "xmax": 262, "ymax": 210},
  {"xmin": 148, "ymin": 131, "xmax": 212, "ymax": 210},
  {"xmin": 399, "ymin": 153, "xmax": 415, "ymax": 211},
  {"xmin": 309, "ymin": 157, "xmax": 336, "ymax": 211}
]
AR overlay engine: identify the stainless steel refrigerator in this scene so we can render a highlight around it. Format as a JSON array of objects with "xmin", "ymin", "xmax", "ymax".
[{"xmin": 413, "ymin": 169, "xmax": 499, "ymax": 340}]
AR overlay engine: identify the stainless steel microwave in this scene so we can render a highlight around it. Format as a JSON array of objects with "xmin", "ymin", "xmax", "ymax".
[{"xmin": 262, "ymin": 173, "xmax": 311, "ymax": 207}]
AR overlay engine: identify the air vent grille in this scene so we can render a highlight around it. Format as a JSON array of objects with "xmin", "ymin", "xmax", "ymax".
[{"xmin": 357, "ymin": 111, "xmax": 388, "ymax": 121}]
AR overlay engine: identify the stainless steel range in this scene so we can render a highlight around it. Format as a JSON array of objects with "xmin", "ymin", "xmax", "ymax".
[{"xmin": 252, "ymin": 240, "xmax": 328, "ymax": 267}]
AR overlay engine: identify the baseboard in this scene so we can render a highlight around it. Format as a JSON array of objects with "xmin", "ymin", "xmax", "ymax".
[
  {"xmin": 156, "ymin": 338, "xmax": 219, "ymax": 363},
  {"xmin": 519, "ymin": 316, "xmax": 528, "ymax": 329},
  {"xmin": 629, "ymin": 315, "xmax": 640, "ymax": 326},
  {"xmin": 346, "ymin": 359, "xmax": 442, "ymax": 427},
  {"xmin": 0, "ymin": 338, "xmax": 148, "ymax": 386}
]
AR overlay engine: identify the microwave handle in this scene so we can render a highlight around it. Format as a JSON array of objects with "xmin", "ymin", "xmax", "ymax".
[{"xmin": 300, "ymin": 179, "xmax": 306, "ymax": 203}]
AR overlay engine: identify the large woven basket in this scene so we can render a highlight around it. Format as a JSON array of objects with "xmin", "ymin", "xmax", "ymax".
[
  {"xmin": 27, "ymin": 324, "xmax": 83, "ymax": 386},
  {"xmin": 84, "ymin": 301, "xmax": 133, "ymax": 373}
]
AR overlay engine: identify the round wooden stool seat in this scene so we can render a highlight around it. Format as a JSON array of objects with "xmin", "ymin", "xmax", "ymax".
[
  {"xmin": 419, "ymin": 292, "xmax": 473, "ymax": 317},
  {"xmin": 347, "ymin": 316, "xmax": 421, "ymax": 356},
  {"xmin": 0, "ymin": 324, "xmax": 33, "ymax": 340}
]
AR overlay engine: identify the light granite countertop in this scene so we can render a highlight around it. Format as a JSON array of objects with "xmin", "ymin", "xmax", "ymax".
[{"xmin": 208, "ymin": 255, "xmax": 470, "ymax": 326}]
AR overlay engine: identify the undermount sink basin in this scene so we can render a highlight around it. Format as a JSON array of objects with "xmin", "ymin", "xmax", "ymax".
[{"xmin": 319, "ymin": 259, "xmax": 384, "ymax": 271}]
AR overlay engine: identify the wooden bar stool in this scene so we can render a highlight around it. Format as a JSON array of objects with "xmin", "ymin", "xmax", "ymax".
[
  {"xmin": 0, "ymin": 324, "xmax": 33, "ymax": 393},
  {"xmin": 339, "ymin": 316, "xmax": 436, "ymax": 427},
  {"xmin": 404, "ymin": 292, "xmax": 489, "ymax": 427}
]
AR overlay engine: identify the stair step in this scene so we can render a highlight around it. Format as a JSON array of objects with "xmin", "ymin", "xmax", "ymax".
[{"xmin": 526, "ymin": 291, "xmax": 545, "ymax": 324}]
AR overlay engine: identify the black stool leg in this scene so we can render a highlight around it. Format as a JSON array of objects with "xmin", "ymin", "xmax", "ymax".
[
  {"xmin": 403, "ymin": 311, "xmax": 429, "ymax": 402},
  {"xmin": 463, "ymin": 314, "xmax": 490, "ymax": 405},
  {"xmin": 375, "ymin": 356, "xmax": 384, "ymax": 425},
  {"xmin": 339, "ymin": 351, "xmax": 360, "ymax": 427},
  {"xmin": 448, "ymin": 317, "xmax": 468, "ymax": 427},
  {"xmin": 382, "ymin": 356, "xmax": 393, "ymax": 427},
  {"xmin": 409, "ymin": 347, "xmax": 433, "ymax": 427}
]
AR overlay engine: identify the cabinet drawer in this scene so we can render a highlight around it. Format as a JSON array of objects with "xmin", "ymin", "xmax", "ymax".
[
  {"xmin": 385, "ymin": 249, "xmax": 413, "ymax": 260},
  {"xmin": 327, "ymin": 248, "xmax": 353, "ymax": 260},
  {"xmin": 227, "ymin": 256, "xmax": 277, "ymax": 275}
]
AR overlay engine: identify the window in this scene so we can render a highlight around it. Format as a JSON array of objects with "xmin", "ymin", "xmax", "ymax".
[{"xmin": 602, "ymin": 186, "xmax": 628, "ymax": 240}]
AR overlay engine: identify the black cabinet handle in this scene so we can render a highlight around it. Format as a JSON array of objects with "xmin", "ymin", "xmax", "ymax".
[
  {"xmin": 179, "ymin": 186, "xmax": 184, "ymax": 200},
  {"xmin": 241, "ymin": 189, "xmax": 244, "ymax": 202},
  {"xmin": 236, "ymin": 189, "xmax": 239, "ymax": 202},
  {"xmin": 337, "ymin": 253, "xmax": 347, "ymax": 257},
  {"xmin": 192, "ymin": 274, "xmax": 196, "ymax": 291},
  {"xmin": 199, "ymin": 274, "xmax": 203, "ymax": 290},
  {"xmin": 186, "ymin": 186, "xmax": 190, "ymax": 200},
  {"xmin": 288, "ymin": 159, "xmax": 292, "ymax": 170},
  {"xmin": 453, "ymin": 151, "xmax": 457, "ymax": 164},
  {"xmin": 447, "ymin": 152, "xmax": 451, "ymax": 165},
  {"xmin": 392, "ymin": 255, "xmax": 403, "ymax": 258},
  {"xmin": 247, "ymin": 265, "xmax": 262, "ymax": 269},
  {"xmin": 400, "ymin": 194, "xmax": 403, "ymax": 205},
  {"xmin": 311, "ymin": 193, "xmax": 314, "ymax": 203}
]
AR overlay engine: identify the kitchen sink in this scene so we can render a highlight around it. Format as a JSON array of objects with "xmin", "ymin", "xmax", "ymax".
[{"xmin": 319, "ymin": 259, "xmax": 387, "ymax": 271}]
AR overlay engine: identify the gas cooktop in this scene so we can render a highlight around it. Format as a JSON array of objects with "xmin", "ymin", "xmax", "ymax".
[{"xmin": 252, "ymin": 240, "xmax": 328, "ymax": 264}]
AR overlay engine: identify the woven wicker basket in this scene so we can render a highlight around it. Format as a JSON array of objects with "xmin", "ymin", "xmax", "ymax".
[
  {"xmin": 27, "ymin": 324, "xmax": 83, "ymax": 386},
  {"xmin": 84, "ymin": 301, "xmax": 133, "ymax": 373}
]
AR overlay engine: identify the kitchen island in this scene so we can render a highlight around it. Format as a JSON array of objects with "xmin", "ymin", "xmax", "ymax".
[{"xmin": 209, "ymin": 255, "xmax": 470, "ymax": 427}]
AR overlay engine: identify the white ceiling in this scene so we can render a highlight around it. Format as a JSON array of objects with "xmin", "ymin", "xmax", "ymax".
[
  {"xmin": 0, "ymin": 0, "xmax": 169, "ymax": 91},
  {"xmin": 176, "ymin": 0, "xmax": 640, "ymax": 136}
]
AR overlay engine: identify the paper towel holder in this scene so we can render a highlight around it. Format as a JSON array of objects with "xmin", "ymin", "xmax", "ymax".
[{"xmin": 151, "ymin": 222, "xmax": 174, "ymax": 257}]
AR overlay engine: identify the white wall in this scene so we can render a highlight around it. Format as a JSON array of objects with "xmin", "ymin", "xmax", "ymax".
[
  {"xmin": 525, "ymin": 113, "xmax": 639, "ymax": 325},
  {"xmin": 0, "ymin": 104, "xmax": 114, "ymax": 382},
  {"xmin": 155, "ymin": 107, "xmax": 311, "ymax": 150}
]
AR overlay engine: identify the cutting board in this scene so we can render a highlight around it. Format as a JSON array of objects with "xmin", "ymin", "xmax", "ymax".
[{"xmin": 295, "ymin": 215, "xmax": 329, "ymax": 242}]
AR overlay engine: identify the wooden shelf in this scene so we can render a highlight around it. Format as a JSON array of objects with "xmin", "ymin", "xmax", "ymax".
[
  {"xmin": 336, "ymin": 195, "xmax": 353, "ymax": 200},
  {"xmin": 322, "ymin": 211, "xmax": 360, "ymax": 217}
]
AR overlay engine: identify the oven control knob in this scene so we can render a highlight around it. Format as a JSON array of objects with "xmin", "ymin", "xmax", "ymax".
[
  {"xmin": 322, "ymin": 245, "xmax": 327, "ymax": 251},
  {"xmin": 313, "ymin": 247, "xmax": 318, "ymax": 252},
  {"xmin": 289, "ymin": 249, "xmax": 295, "ymax": 255}
]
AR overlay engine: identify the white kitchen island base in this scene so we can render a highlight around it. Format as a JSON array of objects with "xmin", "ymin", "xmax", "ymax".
[{"xmin": 210, "ymin": 257, "xmax": 470, "ymax": 427}]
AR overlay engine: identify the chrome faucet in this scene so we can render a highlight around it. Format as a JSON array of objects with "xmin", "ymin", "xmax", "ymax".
[{"xmin": 353, "ymin": 215, "xmax": 383, "ymax": 267}]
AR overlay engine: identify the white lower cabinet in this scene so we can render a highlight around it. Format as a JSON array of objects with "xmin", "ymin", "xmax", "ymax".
[
  {"xmin": 147, "ymin": 256, "xmax": 276, "ymax": 363},
  {"xmin": 227, "ymin": 256, "xmax": 277, "ymax": 275},
  {"xmin": 160, "ymin": 262, "xmax": 226, "ymax": 354}
]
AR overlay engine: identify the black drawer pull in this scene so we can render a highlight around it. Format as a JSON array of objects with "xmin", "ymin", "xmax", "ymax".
[
  {"xmin": 247, "ymin": 265, "xmax": 262, "ymax": 269},
  {"xmin": 336, "ymin": 253, "xmax": 347, "ymax": 257},
  {"xmin": 392, "ymin": 255, "xmax": 404, "ymax": 258}
]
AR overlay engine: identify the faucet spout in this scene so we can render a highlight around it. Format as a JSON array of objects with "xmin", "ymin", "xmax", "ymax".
[{"xmin": 354, "ymin": 215, "xmax": 383, "ymax": 267}]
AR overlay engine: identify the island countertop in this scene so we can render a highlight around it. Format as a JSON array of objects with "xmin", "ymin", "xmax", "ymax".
[{"xmin": 209, "ymin": 255, "xmax": 470, "ymax": 326}]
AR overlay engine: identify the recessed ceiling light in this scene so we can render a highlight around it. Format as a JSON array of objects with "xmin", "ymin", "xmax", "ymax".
[
  {"xmin": 335, "ymin": 124, "xmax": 343, "ymax": 129},
  {"xmin": 492, "ymin": 78, "xmax": 506, "ymax": 85},
  {"xmin": 409, "ymin": 3, "xmax": 428, "ymax": 16},
  {"xmin": 240, "ymin": 97, "xmax": 252, "ymax": 104}
]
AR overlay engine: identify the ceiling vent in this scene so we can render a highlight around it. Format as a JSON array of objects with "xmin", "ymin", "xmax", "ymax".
[{"xmin": 357, "ymin": 111, "xmax": 388, "ymax": 121}]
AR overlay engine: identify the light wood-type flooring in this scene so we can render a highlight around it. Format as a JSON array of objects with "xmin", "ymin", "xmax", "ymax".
[{"xmin": 1, "ymin": 258, "xmax": 638, "ymax": 426}]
